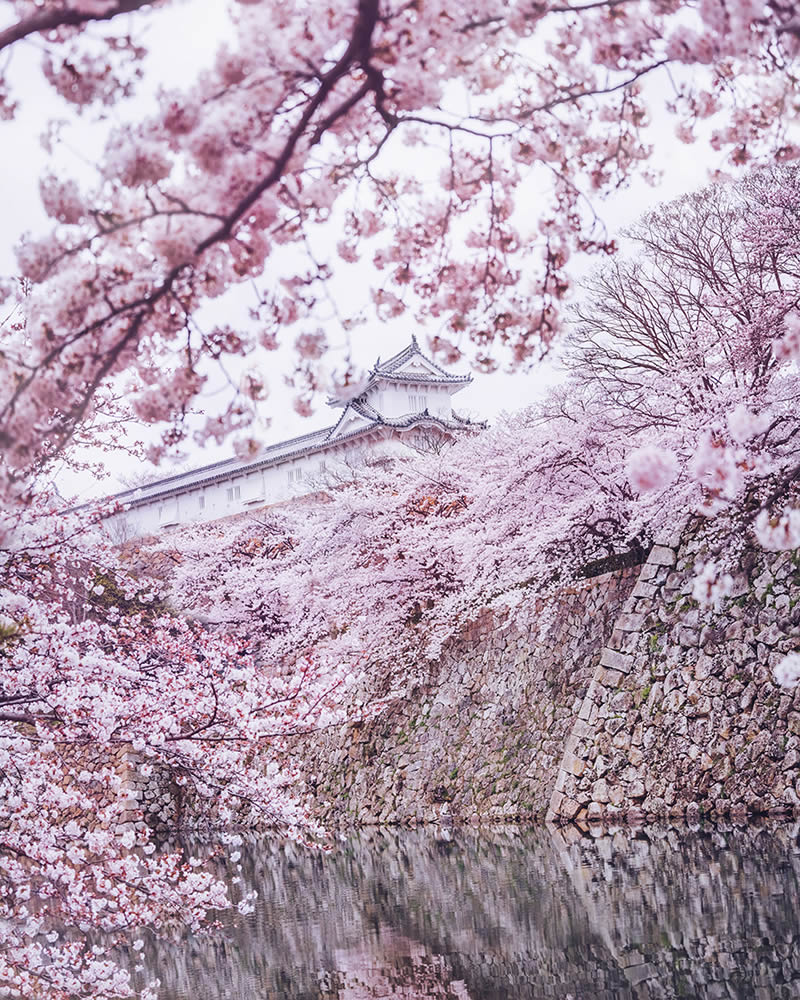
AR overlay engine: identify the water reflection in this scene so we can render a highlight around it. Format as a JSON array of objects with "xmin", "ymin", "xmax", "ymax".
[{"xmin": 142, "ymin": 823, "xmax": 800, "ymax": 999}]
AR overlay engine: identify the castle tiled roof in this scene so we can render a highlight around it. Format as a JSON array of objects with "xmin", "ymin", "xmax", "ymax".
[{"xmin": 372, "ymin": 334, "xmax": 472, "ymax": 382}]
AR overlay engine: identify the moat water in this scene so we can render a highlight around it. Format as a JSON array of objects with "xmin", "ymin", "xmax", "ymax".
[{"xmin": 137, "ymin": 822, "xmax": 800, "ymax": 999}]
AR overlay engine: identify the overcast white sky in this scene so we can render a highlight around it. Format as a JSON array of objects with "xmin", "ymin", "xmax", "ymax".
[{"xmin": 0, "ymin": 1, "xmax": 718, "ymax": 500}]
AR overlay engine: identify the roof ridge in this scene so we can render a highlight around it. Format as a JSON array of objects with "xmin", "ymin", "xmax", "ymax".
[{"xmin": 373, "ymin": 336, "xmax": 466, "ymax": 379}]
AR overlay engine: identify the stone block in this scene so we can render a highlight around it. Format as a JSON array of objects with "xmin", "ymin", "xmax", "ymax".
[
  {"xmin": 608, "ymin": 783, "xmax": 625, "ymax": 806},
  {"xmin": 571, "ymin": 718, "xmax": 592, "ymax": 739},
  {"xmin": 597, "ymin": 666, "xmax": 623, "ymax": 690},
  {"xmin": 628, "ymin": 780, "xmax": 646, "ymax": 799},
  {"xmin": 625, "ymin": 963, "xmax": 658, "ymax": 986},
  {"xmin": 551, "ymin": 768, "xmax": 567, "ymax": 795},
  {"xmin": 558, "ymin": 796, "xmax": 581, "ymax": 820},
  {"xmin": 649, "ymin": 544, "xmax": 677, "ymax": 566},
  {"xmin": 694, "ymin": 653, "xmax": 714, "ymax": 680},
  {"xmin": 615, "ymin": 611, "xmax": 646, "ymax": 633},
  {"xmin": 569, "ymin": 756, "xmax": 586, "ymax": 777},
  {"xmin": 677, "ymin": 625, "xmax": 700, "ymax": 647},
  {"xmin": 600, "ymin": 648, "xmax": 634, "ymax": 673},
  {"xmin": 610, "ymin": 690, "xmax": 633, "ymax": 712}
]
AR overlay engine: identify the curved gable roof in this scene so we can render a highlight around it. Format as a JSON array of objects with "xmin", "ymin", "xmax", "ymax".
[{"xmin": 328, "ymin": 335, "xmax": 471, "ymax": 407}]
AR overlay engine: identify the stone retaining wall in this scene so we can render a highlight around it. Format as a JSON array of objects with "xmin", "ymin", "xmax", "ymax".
[
  {"xmin": 132, "ymin": 516, "xmax": 800, "ymax": 832},
  {"xmin": 548, "ymin": 520, "xmax": 800, "ymax": 823},
  {"xmin": 298, "ymin": 567, "xmax": 640, "ymax": 828},
  {"xmin": 296, "ymin": 516, "xmax": 800, "ymax": 829}
]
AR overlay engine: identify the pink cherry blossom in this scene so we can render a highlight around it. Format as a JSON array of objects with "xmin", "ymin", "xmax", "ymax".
[
  {"xmin": 775, "ymin": 652, "xmax": 800, "ymax": 689},
  {"xmin": 0, "ymin": 1, "xmax": 798, "ymax": 504},
  {"xmin": 625, "ymin": 446, "xmax": 679, "ymax": 493}
]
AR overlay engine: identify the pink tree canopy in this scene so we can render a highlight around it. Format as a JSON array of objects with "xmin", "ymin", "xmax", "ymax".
[{"xmin": 1, "ymin": 0, "xmax": 799, "ymax": 502}]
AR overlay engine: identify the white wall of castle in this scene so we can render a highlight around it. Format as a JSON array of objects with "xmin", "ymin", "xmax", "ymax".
[
  {"xmin": 372, "ymin": 381, "xmax": 453, "ymax": 420},
  {"xmin": 105, "ymin": 382, "xmax": 458, "ymax": 542}
]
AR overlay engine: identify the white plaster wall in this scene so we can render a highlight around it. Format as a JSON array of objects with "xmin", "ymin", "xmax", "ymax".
[
  {"xmin": 106, "ymin": 445, "xmax": 352, "ymax": 540},
  {"xmin": 374, "ymin": 383, "xmax": 451, "ymax": 420},
  {"xmin": 104, "ymin": 406, "xmax": 459, "ymax": 542}
]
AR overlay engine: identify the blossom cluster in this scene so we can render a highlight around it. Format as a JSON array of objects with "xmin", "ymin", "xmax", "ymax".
[{"xmin": 0, "ymin": 505, "xmax": 351, "ymax": 998}]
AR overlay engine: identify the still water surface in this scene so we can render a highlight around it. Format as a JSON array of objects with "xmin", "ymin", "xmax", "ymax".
[{"xmin": 140, "ymin": 823, "xmax": 800, "ymax": 999}]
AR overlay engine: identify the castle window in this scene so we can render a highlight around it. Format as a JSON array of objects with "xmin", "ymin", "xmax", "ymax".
[
  {"xmin": 226, "ymin": 485, "xmax": 241, "ymax": 503},
  {"xmin": 409, "ymin": 394, "xmax": 428, "ymax": 411},
  {"xmin": 198, "ymin": 494, "xmax": 205, "ymax": 510}
]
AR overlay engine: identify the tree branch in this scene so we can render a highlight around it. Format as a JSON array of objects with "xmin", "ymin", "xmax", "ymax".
[{"xmin": 0, "ymin": 0, "xmax": 153, "ymax": 54}]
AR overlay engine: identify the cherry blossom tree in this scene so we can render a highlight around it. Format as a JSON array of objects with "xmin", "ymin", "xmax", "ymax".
[
  {"xmin": 565, "ymin": 167, "xmax": 800, "ymax": 654},
  {"xmin": 0, "ymin": 504, "xmax": 364, "ymax": 998},
  {"xmin": 562, "ymin": 169, "xmax": 800, "ymax": 512},
  {"xmin": 567, "ymin": 167, "xmax": 800, "ymax": 434},
  {"xmin": 152, "ymin": 401, "xmax": 671, "ymax": 679},
  {"xmin": 1, "ymin": 0, "xmax": 800, "ymax": 504}
]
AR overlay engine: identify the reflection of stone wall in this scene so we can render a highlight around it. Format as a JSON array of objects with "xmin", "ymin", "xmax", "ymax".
[
  {"xmin": 550, "ymin": 521, "xmax": 800, "ymax": 822},
  {"xmin": 551, "ymin": 821, "xmax": 800, "ymax": 1000},
  {"xmin": 142, "ymin": 823, "xmax": 800, "ymax": 1000},
  {"xmin": 297, "ymin": 568, "xmax": 639, "ymax": 827}
]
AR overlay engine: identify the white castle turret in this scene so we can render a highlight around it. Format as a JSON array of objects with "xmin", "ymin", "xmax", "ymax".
[{"xmin": 104, "ymin": 337, "xmax": 481, "ymax": 539}]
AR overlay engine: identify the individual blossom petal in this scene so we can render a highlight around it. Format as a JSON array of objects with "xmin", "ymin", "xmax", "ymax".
[
  {"xmin": 774, "ymin": 652, "xmax": 800, "ymax": 689},
  {"xmin": 625, "ymin": 446, "xmax": 678, "ymax": 493}
]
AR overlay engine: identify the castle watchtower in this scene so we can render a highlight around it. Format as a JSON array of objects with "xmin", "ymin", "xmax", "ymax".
[{"xmin": 103, "ymin": 337, "xmax": 481, "ymax": 538}]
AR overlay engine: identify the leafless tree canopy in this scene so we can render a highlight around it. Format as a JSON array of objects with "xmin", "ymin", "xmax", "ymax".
[{"xmin": 565, "ymin": 167, "xmax": 800, "ymax": 429}]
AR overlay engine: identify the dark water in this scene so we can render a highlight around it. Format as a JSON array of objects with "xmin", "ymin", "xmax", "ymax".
[{"xmin": 140, "ymin": 822, "xmax": 800, "ymax": 1000}]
